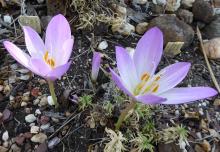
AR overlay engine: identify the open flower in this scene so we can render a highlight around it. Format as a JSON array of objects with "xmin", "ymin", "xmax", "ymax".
[
  {"xmin": 110, "ymin": 27, "xmax": 217, "ymax": 104},
  {"xmin": 91, "ymin": 52, "xmax": 102, "ymax": 82},
  {"xmin": 3, "ymin": 14, "xmax": 74, "ymax": 81}
]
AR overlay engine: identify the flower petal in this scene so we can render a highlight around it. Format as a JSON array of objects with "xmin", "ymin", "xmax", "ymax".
[
  {"xmin": 110, "ymin": 68, "xmax": 134, "ymax": 97},
  {"xmin": 160, "ymin": 87, "xmax": 218, "ymax": 104},
  {"xmin": 29, "ymin": 58, "xmax": 51, "ymax": 77},
  {"xmin": 46, "ymin": 62, "xmax": 71, "ymax": 81},
  {"xmin": 56, "ymin": 38, "xmax": 74, "ymax": 66},
  {"xmin": 116, "ymin": 46, "xmax": 139, "ymax": 91},
  {"xmin": 91, "ymin": 52, "xmax": 101, "ymax": 81},
  {"xmin": 45, "ymin": 14, "xmax": 71, "ymax": 58},
  {"xmin": 23, "ymin": 26, "xmax": 45, "ymax": 57},
  {"xmin": 135, "ymin": 94, "xmax": 166, "ymax": 104},
  {"xmin": 133, "ymin": 27, "xmax": 163, "ymax": 77},
  {"xmin": 3, "ymin": 41, "xmax": 32, "ymax": 69},
  {"xmin": 156, "ymin": 62, "xmax": 191, "ymax": 94}
]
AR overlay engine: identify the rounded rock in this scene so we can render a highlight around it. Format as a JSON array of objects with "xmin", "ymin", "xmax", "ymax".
[
  {"xmin": 192, "ymin": 0, "xmax": 214, "ymax": 23},
  {"xmin": 204, "ymin": 38, "xmax": 220, "ymax": 59},
  {"xmin": 147, "ymin": 15, "xmax": 194, "ymax": 48},
  {"xmin": 203, "ymin": 16, "xmax": 220, "ymax": 39}
]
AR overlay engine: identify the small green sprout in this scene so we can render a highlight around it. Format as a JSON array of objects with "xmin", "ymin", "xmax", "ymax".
[
  {"xmin": 134, "ymin": 103, "xmax": 152, "ymax": 119},
  {"xmin": 130, "ymin": 133, "xmax": 154, "ymax": 152},
  {"xmin": 78, "ymin": 95, "xmax": 93, "ymax": 110}
]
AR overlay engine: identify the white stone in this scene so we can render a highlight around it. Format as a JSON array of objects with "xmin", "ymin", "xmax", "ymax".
[
  {"xmin": 30, "ymin": 126, "xmax": 39, "ymax": 134},
  {"xmin": 3, "ymin": 15, "xmax": 12, "ymax": 24},
  {"xmin": 21, "ymin": 102, "xmax": 27, "ymax": 107},
  {"xmin": 31, "ymin": 133, "xmax": 47, "ymax": 143},
  {"xmin": 25, "ymin": 114, "xmax": 37, "ymax": 123},
  {"xmin": 2, "ymin": 131, "xmax": 9, "ymax": 141},
  {"xmin": 97, "ymin": 41, "xmax": 108, "ymax": 50},
  {"xmin": 35, "ymin": 109, "xmax": 41, "ymax": 115}
]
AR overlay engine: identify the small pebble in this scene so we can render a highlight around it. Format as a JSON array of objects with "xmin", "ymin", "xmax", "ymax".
[
  {"xmin": 40, "ymin": 115, "xmax": 50, "ymax": 125},
  {"xmin": 35, "ymin": 109, "xmax": 41, "ymax": 115},
  {"xmin": 199, "ymin": 108, "xmax": 204, "ymax": 115},
  {"xmin": 39, "ymin": 96, "xmax": 48, "ymax": 106},
  {"xmin": 10, "ymin": 144, "xmax": 21, "ymax": 152},
  {"xmin": 3, "ymin": 15, "xmax": 12, "ymax": 24},
  {"xmin": 25, "ymin": 114, "xmax": 37, "ymax": 123},
  {"xmin": 2, "ymin": 131, "xmax": 9, "ymax": 141},
  {"xmin": 97, "ymin": 41, "xmax": 108, "ymax": 50},
  {"xmin": 3, "ymin": 141, "xmax": 9, "ymax": 148},
  {"xmin": 40, "ymin": 123, "xmax": 50, "ymax": 130},
  {"xmin": 21, "ymin": 102, "xmax": 28, "ymax": 107},
  {"xmin": 175, "ymin": 110, "xmax": 180, "ymax": 116},
  {"xmin": 31, "ymin": 133, "xmax": 47, "ymax": 143},
  {"xmin": 30, "ymin": 126, "xmax": 40, "ymax": 134},
  {"xmin": 33, "ymin": 99, "xmax": 40, "ymax": 105}
]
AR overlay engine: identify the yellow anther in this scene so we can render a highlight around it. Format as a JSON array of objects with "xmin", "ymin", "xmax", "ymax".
[
  {"xmin": 155, "ymin": 76, "xmax": 160, "ymax": 81},
  {"xmin": 152, "ymin": 84, "xmax": 159, "ymax": 93},
  {"xmin": 141, "ymin": 73, "xmax": 150, "ymax": 81},
  {"xmin": 43, "ymin": 51, "xmax": 55, "ymax": 68}
]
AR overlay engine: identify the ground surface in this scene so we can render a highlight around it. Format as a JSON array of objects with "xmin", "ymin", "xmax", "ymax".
[{"xmin": 0, "ymin": 0, "xmax": 220, "ymax": 152}]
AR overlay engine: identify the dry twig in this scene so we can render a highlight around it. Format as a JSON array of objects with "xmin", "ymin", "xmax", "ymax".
[{"xmin": 196, "ymin": 26, "xmax": 220, "ymax": 93}]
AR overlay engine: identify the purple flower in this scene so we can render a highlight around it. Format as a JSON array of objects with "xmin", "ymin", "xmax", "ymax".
[
  {"xmin": 91, "ymin": 52, "xmax": 102, "ymax": 82},
  {"xmin": 110, "ymin": 27, "xmax": 217, "ymax": 104},
  {"xmin": 3, "ymin": 14, "xmax": 74, "ymax": 81}
]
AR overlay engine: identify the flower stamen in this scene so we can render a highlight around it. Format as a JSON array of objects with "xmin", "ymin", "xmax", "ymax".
[{"xmin": 43, "ymin": 51, "xmax": 55, "ymax": 68}]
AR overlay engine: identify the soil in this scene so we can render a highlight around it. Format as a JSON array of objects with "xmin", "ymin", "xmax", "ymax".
[{"xmin": 0, "ymin": 0, "xmax": 220, "ymax": 152}]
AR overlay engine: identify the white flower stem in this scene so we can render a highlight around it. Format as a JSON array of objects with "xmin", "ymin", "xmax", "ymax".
[{"xmin": 48, "ymin": 80, "xmax": 59, "ymax": 108}]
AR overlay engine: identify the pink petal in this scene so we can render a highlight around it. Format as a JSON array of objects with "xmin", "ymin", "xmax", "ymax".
[
  {"xmin": 110, "ymin": 68, "xmax": 134, "ymax": 97},
  {"xmin": 56, "ymin": 38, "xmax": 74, "ymax": 65},
  {"xmin": 135, "ymin": 94, "xmax": 166, "ymax": 104},
  {"xmin": 91, "ymin": 52, "xmax": 101, "ymax": 81},
  {"xmin": 45, "ymin": 14, "xmax": 71, "ymax": 58},
  {"xmin": 133, "ymin": 27, "xmax": 163, "ymax": 77},
  {"xmin": 116, "ymin": 46, "xmax": 139, "ymax": 91},
  {"xmin": 160, "ymin": 87, "xmax": 217, "ymax": 104},
  {"xmin": 46, "ymin": 62, "xmax": 71, "ymax": 81},
  {"xmin": 23, "ymin": 26, "xmax": 45, "ymax": 57},
  {"xmin": 156, "ymin": 62, "xmax": 191, "ymax": 94},
  {"xmin": 3, "ymin": 41, "xmax": 32, "ymax": 70},
  {"xmin": 29, "ymin": 58, "xmax": 51, "ymax": 77}
]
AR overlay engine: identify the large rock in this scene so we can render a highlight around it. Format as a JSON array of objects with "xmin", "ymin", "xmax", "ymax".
[
  {"xmin": 203, "ymin": 16, "xmax": 220, "ymax": 39},
  {"xmin": 192, "ymin": 0, "xmax": 214, "ymax": 23},
  {"xmin": 147, "ymin": 15, "xmax": 194, "ymax": 48}
]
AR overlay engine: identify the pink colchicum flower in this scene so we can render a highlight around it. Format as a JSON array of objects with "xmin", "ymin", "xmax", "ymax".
[
  {"xmin": 3, "ymin": 14, "xmax": 74, "ymax": 81},
  {"xmin": 110, "ymin": 27, "xmax": 217, "ymax": 105},
  {"xmin": 91, "ymin": 52, "xmax": 102, "ymax": 82}
]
